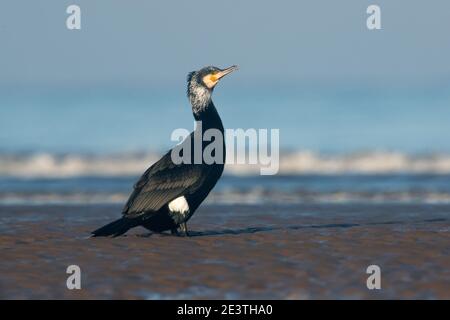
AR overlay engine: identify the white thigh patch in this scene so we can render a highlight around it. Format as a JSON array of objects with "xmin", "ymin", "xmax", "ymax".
[{"xmin": 168, "ymin": 196, "xmax": 190, "ymax": 214}]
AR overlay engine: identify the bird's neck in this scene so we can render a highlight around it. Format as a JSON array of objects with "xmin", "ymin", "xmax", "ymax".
[
  {"xmin": 193, "ymin": 101, "xmax": 224, "ymax": 131},
  {"xmin": 191, "ymin": 91, "xmax": 224, "ymax": 132},
  {"xmin": 192, "ymin": 100, "xmax": 226, "ymax": 167},
  {"xmin": 190, "ymin": 93, "xmax": 226, "ymax": 167},
  {"xmin": 189, "ymin": 85, "xmax": 211, "ymax": 116}
]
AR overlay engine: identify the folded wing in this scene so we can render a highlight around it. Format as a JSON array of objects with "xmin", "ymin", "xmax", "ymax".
[{"xmin": 122, "ymin": 151, "xmax": 207, "ymax": 217}]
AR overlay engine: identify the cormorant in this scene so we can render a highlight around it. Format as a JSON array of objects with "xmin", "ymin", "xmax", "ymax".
[{"xmin": 92, "ymin": 65, "xmax": 238, "ymax": 237}]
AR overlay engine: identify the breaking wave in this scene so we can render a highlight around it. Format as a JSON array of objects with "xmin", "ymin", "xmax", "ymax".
[
  {"xmin": 276, "ymin": 151, "xmax": 450, "ymax": 175},
  {"xmin": 2, "ymin": 190, "xmax": 450, "ymax": 205},
  {"xmin": 2, "ymin": 151, "xmax": 450, "ymax": 178}
]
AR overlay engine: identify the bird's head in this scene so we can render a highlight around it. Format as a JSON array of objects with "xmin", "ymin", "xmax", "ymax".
[{"xmin": 187, "ymin": 65, "xmax": 238, "ymax": 112}]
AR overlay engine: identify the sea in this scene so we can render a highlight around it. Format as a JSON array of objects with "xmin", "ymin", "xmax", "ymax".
[{"xmin": 1, "ymin": 84, "xmax": 450, "ymax": 206}]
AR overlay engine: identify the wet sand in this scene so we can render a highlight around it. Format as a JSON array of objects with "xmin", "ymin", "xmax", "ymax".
[{"xmin": 0, "ymin": 203, "xmax": 449, "ymax": 299}]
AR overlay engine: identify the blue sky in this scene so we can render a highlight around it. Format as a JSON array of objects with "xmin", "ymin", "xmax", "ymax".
[{"xmin": 1, "ymin": 0, "xmax": 450, "ymax": 86}]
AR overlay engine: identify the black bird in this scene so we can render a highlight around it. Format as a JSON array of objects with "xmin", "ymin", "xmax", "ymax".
[{"xmin": 92, "ymin": 65, "xmax": 238, "ymax": 237}]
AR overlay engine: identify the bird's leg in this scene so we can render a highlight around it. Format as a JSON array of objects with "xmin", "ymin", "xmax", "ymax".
[
  {"xmin": 180, "ymin": 222, "xmax": 189, "ymax": 237},
  {"xmin": 170, "ymin": 228, "xmax": 180, "ymax": 236}
]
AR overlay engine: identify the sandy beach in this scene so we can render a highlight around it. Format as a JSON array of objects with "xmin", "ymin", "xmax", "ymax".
[{"xmin": 1, "ymin": 203, "xmax": 449, "ymax": 299}]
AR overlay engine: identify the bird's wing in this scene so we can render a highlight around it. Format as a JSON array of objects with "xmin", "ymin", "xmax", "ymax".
[{"xmin": 122, "ymin": 151, "xmax": 208, "ymax": 217}]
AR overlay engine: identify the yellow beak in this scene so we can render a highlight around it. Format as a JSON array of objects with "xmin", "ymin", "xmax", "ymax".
[{"xmin": 216, "ymin": 65, "xmax": 239, "ymax": 80}]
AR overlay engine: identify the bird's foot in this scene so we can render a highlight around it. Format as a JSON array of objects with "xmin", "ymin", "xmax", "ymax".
[
  {"xmin": 170, "ymin": 223, "xmax": 190, "ymax": 237},
  {"xmin": 180, "ymin": 222, "xmax": 190, "ymax": 237}
]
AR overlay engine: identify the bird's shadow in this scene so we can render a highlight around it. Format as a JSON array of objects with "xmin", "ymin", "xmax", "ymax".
[{"xmin": 136, "ymin": 218, "xmax": 447, "ymax": 238}]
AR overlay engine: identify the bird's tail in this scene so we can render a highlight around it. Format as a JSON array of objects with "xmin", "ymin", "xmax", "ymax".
[{"xmin": 91, "ymin": 217, "xmax": 138, "ymax": 237}]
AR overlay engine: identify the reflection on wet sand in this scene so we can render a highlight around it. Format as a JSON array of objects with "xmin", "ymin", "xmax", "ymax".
[{"xmin": 0, "ymin": 203, "xmax": 449, "ymax": 299}]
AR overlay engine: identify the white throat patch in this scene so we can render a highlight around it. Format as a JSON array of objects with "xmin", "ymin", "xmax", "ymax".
[
  {"xmin": 168, "ymin": 196, "xmax": 190, "ymax": 214},
  {"xmin": 188, "ymin": 83, "xmax": 211, "ymax": 115}
]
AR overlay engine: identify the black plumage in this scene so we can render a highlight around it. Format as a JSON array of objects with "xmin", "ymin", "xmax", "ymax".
[{"xmin": 92, "ymin": 65, "xmax": 237, "ymax": 237}]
